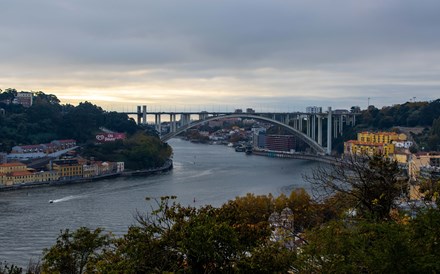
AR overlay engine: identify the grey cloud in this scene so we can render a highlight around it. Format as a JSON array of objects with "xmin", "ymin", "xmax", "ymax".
[{"xmin": 1, "ymin": 0, "xmax": 440, "ymax": 109}]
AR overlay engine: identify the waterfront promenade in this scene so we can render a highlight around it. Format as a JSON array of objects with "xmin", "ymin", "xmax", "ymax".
[{"xmin": 0, "ymin": 159, "xmax": 173, "ymax": 192}]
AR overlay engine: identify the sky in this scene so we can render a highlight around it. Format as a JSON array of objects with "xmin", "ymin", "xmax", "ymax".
[{"xmin": 1, "ymin": 0, "xmax": 440, "ymax": 112}]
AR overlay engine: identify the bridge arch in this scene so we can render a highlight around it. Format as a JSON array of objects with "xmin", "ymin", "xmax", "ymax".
[{"xmin": 161, "ymin": 114, "xmax": 326, "ymax": 154}]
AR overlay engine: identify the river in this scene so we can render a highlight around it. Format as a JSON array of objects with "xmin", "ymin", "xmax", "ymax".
[{"xmin": 0, "ymin": 138, "xmax": 319, "ymax": 267}]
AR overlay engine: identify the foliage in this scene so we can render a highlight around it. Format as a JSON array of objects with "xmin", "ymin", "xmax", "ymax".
[
  {"xmin": 296, "ymin": 220, "xmax": 417, "ymax": 273},
  {"xmin": 305, "ymin": 154, "xmax": 407, "ymax": 221},
  {"xmin": 6, "ymin": 186, "xmax": 440, "ymax": 273},
  {"xmin": 41, "ymin": 227, "xmax": 111, "ymax": 274},
  {"xmin": 59, "ymin": 193, "xmax": 318, "ymax": 273},
  {"xmin": 0, "ymin": 90, "xmax": 140, "ymax": 151},
  {"xmin": 81, "ymin": 132, "xmax": 172, "ymax": 170},
  {"xmin": 0, "ymin": 262, "xmax": 22, "ymax": 274},
  {"xmin": 296, "ymin": 209, "xmax": 440, "ymax": 273},
  {"xmin": 419, "ymin": 179, "xmax": 440, "ymax": 206}
]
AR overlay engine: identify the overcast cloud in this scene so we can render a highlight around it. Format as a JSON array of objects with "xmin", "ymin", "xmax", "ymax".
[{"xmin": 1, "ymin": 0, "xmax": 439, "ymax": 111}]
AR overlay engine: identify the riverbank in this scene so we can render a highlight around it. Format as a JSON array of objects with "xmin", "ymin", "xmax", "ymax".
[{"xmin": 0, "ymin": 159, "xmax": 173, "ymax": 192}]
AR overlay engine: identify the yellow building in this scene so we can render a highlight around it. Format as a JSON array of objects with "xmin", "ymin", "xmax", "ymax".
[
  {"xmin": 2, "ymin": 170, "xmax": 35, "ymax": 186},
  {"xmin": 408, "ymin": 152, "xmax": 440, "ymax": 180},
  {"xmin": 357, "ymin": 131, "xmax": 405, "ymax": 144},
  {"xmin": 345, "ymin": 140, "xmax": 395, "ymax": 157},
  {"xmin": 344, "ymin": 131, "xmax": 407, "ymax": 158},
  {"xmin": 51, "ymin": 159, "xmax": 83, "ymax": 179},
  {"xmin": 0, "ymin": 169, "xmax": 60, "ymax": 186},
  {"xmin": 0, "ymin": 162, "xmax": 27, "ymax": 173}
]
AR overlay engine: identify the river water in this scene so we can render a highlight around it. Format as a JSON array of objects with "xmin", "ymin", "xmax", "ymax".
[{"xmin": 0, "ymin": 138, "xmax": 318, "ymax": 267}]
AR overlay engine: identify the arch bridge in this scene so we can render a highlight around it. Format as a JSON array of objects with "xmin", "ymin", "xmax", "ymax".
[
  {"xmin": 161, "ymin": 114, "xmax": 326, "ymax": 154},
  {"xmin": 121, "ymin": 106, "xmax": 358, "ymax": 156}
]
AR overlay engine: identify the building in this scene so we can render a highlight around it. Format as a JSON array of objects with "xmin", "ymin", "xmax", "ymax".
[
  {"xmin": 344, "ymin": 131, "xmax": 407, "ymax": 158},
  {"xmin": 0, "ymin": 162, "xmax": 27, "ymax": 173},
  {"xmin": 9, "ymin": 139, "xmax": 77, "ymax": 160},
  {"xmin": 408, "ymin": 152, "xmax": 440, "ymax": 179},
  {"xmin": 253, "ymin": 130, "xmax": 266, "ymax": 149},
  {"xmin": 265, "ymin": 135, "xmax": 295, "ymax": 152},
  {"xmin": 13, "ymin": 91, "xmax": 33, "ymax": 107},
  {"xmin": 306, "ymin": 106, "xmax": 322, "ymax": 114},
  {"xmin": 51, "ymin": 159, "xmax": 83, "ymax": 180},
  {"xmin": 393, "ymin": 140, "xmax": 414, "ymax": 149},
  {"xmin": 51, "ymin": 139, "xmax": 77, "ymax": 149},
  {"xmin": 344, "ymin": 140, "xmax": 395, "ymax": 157},
  {"xmin": 357, "ymin": 131, "xmax": 404, "ymax": 144}
]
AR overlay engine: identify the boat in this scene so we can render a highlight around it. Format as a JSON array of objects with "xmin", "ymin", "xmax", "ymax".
[
  {"xmin": 235, "ymin": 146, "xmax": 245, "ymax": 152},
  {"xmin": 49, "ymin": 200, "xmax": 54, "ymax": 203}
]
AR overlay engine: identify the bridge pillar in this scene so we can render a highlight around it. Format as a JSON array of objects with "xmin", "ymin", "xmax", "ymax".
[
  {"xmin": 327, "ymin": 107, "xmax": 332, "ymax": 155},
  {"xmin": 181, "ymin": 114, "xmax": 190, "ymax": 126},
  {"xmin": 334, "ymin": 116, "xmax": 338, "ymax": 138},
  {"xmin": 285, "ymin": 114, "xmax": 290, "ymax": 126},
  {"xmin": 340, "ymin": 115, "xmax": 344, "ymax": 134},
  {"xmin": 169, "ymin": 114, "xmax": 174, "ymax": 132},
  {"xmin": 180, "ymin": 114, "xmax": 185, "ymax": 126},
  {"xmin": 299, "ymin": 115, "xmax": 303, "ymax": 132},
  {"xmin": 142, "ymin": 105, "xmax": 147, "ymax": 125},
  {"xmin": 306, "ymin": 115, "xmax": 311, "ymax": 137},
  {"xmin": 137, "ymin": 106, "xmax": 142, "ymax": 124},
  {"xmin": 318, "ymin": 116, "xmax": 322, "ymax": 146},
  {"xmin": 311, "ymin": 115, "xmax": 316, "ymax": 141},
  {"xmin": 155, "ymin": 114, "xmax": 161, "ymax": 134}
]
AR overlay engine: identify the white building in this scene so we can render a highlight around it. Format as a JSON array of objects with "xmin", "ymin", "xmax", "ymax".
[
  {"xmin": 393, "ymin": 140, "xmax": 413, "ymax": 149},
  {"xmin": 306, "ymin": 106, "xmax": 322, "ymax": 113}
]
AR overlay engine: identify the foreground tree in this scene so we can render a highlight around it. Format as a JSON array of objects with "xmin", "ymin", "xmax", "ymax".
[
  {"xmin": 42, "ymin": 227, "xmax": 111, "ymax": 274},
  {"xmin": 305, "ymin": 154, "xmax": 407, "ymax": 221}
]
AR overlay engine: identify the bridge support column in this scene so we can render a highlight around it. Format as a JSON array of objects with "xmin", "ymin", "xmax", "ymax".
[
  {"xmin": 327, "ymin": 107, "xmax": 332, "ymax": 155},
  {"xmin": 137, "ymin": 106, "xmax": 142, "ymax": 125},
  {"xmin": 339, "ymin": 115, "xmax": 344, "ymax": 134},
  {"xmin": 306, "ymin": 116, "xmax": 311, "ymax": 137},
  {"xmin": 156, "ymin": 114, "xmax": 162, "ymax": 134},
  {"xmin": 318, "ymin": 116, "xmax": 322, "ymax": 146},
  {"xmin": 169, "ymin": 114, "xmax": 175, "ymax": 132},
  {"xmin": 182, "ymin": 114, "xmax": 191, "ymax": 126},
  {"xmin": 299, "ymin": 115, "xmax": 303, "ymax": 132},
  {"xmin": 311, "ymin": 115, "xmax": 316, "ymax": 141},
  {"xmin": 285, "ymin": 114, "xmax": 290, "ymax": 125},
  {"xmin": 334, "ymin": 117, "xmax": 338, "ymax": 138},
  {"xmin": 142, "ymin": 105, "xmax": 147, "ymax": 125}
]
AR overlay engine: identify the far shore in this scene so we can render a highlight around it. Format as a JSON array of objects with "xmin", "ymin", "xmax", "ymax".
[{"xmin": 0, "ymin": 159, "xmax": 173, "ymax": 192}]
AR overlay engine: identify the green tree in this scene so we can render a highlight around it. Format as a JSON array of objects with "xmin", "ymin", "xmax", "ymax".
[
  {"xmin": 296, "ymin": 220, "xmax": 416, "ymax": 273},
  {"xmin": 305, "ymin": 154, "xmax": 407, "ymax": 221},
  {"xmin": 42, "ymin": 227, "xmax": 110, "ymax": 274}
]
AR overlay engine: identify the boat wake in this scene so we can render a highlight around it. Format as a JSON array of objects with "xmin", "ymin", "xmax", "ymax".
[{"xmin": 49, "ymin": 195, "xmax": 85, "ymax": 204}]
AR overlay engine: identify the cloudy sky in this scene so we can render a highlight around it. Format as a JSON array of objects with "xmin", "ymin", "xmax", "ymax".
[{"xmin": 1, "ymin": 0, "xmax": 439, "ymax": 112}]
